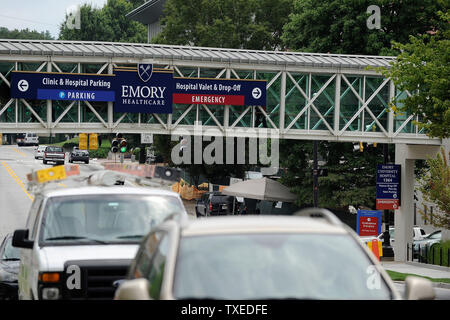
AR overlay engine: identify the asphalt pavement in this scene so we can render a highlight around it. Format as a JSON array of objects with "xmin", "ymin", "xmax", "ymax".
[{"xmin": 0, "ymin": 145, "xmax": 106, "ymax": 241}]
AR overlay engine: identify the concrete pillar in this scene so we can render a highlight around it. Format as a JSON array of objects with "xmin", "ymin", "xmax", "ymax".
[
  {"xmin": 394, "ymin": 144, "xmax": 414, "ymax": 261},
  {"xmin": 394, "ymin": 143, "xmax": 441, "ymax": 261}
]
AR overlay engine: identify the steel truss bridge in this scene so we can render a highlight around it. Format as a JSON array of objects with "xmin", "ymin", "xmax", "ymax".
[{"xmin": 0, "ymin": 39, "xmax": 441, "ymax": 145}]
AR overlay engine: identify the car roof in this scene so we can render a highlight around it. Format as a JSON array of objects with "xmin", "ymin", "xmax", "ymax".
[
  {"xmin": 38, "ymin": 186, "xmax": 181, "ymax": 198},
  {"xmin": 180, "ymin": 216, "xmax": 348, "ymax": 237}
]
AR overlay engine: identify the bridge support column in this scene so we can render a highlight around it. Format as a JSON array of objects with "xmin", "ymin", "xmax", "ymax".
[{"xmin": 394, "ymin": 143, "xmax": 441, "ymax": 262}]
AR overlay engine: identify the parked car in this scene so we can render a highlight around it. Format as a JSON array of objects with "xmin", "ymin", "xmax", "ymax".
[
  {"xmin": 43, "ymin": 146, "xmax": 65, "ymax": 165},
  {"xmin": 115, "ymin": 208, "xmax": 435, "ymax": 300},
  {"xmin": 12, "ymin": 180, "xmax": 188, "ymax": 300},
  {"xmin": 16, "ymin": 133, "xmax": 39, "ymax": 146},
  {"xmin": 34, "ymin": 145, "xmax": 47, "ymax": 160},
  {"xmin": 414, "ymin": 230, "xmax": 442, "ymax": 260},
  {"xmin": 69, "ymin": 147, "xmax": 89, "ymax": 164},
  {"xmin": 195, "ymin": 192, "xmax": 236, "ymax": 217},
  {"xmin": 0, "ymin": 233, "xmax": 20, "ymax": 300}
]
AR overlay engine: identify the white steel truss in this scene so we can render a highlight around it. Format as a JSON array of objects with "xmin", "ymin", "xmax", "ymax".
[{"xmin": 0, "ymin": 39, "xmax": 441, "ymax": 145}]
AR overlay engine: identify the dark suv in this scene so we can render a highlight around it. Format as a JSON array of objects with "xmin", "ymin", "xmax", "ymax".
[
  {"xmin": 69, "ymin": 147, "xmax": 89, "ymax": 164},
  {"xmin": 195, "ymin": 192, "xmax": 236, "ymax": 217}
]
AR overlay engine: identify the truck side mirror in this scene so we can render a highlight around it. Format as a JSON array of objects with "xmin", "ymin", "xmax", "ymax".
[{"xmin": 12, "ymin": 229, "xmax": 34, "ymax": 249}]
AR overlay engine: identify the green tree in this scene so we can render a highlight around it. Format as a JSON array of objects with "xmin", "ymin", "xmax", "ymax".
[
  {"xmin": 418, "ymin": 147, "xmax": 450, "ymax": 228},
  {"xmin": 282, "ymin": 0, "xmax": 446, "ymax": 55},
  {"xmin": 58, "ymin": 0, "xmax": 146, "ymax": 43},
  {"xmin": 376, "ymin": 11, "xmax": 450, "ymax": 138},
  {"xmin": 0, "ymin": 27, "xmax": 53, "ymax": 40},
  {"xmin": 280, "ymin": 140, "xmax": 391, "ymax": 209},
  {"xmin": 152, "ymin": 0, "xmax": 294, "ymax": 50}
]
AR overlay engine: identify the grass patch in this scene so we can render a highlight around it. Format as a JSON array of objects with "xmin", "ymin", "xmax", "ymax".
[
  {"xmin": 50, "ymin": 137, "xmax": 78, "ymax": 147},
  {"xmin": 386, "ymin": 270, "xmax": 450, "ymax": 283}
]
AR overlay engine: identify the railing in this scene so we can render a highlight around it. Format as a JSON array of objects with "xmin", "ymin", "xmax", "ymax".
[{"xmin": 407, "ymin": 242, "xmax": 450, "ymax": 267}]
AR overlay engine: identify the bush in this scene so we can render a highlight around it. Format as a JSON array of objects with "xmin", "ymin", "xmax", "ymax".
[
  {"xmin": 62, "ymin": 142, "xmax": 78, "ymax": 150},
  {"xmin": 426, "ymin": 241, "xmax": 450, "ymax": 267},
  {"xmin": 89, "ymin": 147, "xmax": 109, "ymax": 159},
  {"xmin": 132, "ymin": 147, "xmax": 141, "ymax": 160}
]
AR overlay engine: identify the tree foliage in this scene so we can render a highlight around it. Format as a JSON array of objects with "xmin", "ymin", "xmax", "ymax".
[
  {"xmin": 58, "ymin": 0, "xmax": 147, "ymax": 43},
  {"xmin": 377, "ymin": 11, "xmax": 450, "ymax": 138},
  {"xmin": 280, "ymin": 140, "xmax": 392, "ymax": 209},
  {"xmin": 0, "ymin": 27, "xmax": 53, "ymax": 40},
  {"xmin": 418, "ymin": 147, "xmax": 450, "ymax": 228},
  {"xmin": 282, "ymin": 0, "xmax": 447, "ymax": 55},
  {"xmin": 152, "ymin": 0, "xmax": 294, "ymax": 50}
]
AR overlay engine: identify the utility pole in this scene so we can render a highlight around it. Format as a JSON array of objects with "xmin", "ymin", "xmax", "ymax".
[{"xmin": 313, "ymin": 141, "xmax": 319, "ymax": 207}]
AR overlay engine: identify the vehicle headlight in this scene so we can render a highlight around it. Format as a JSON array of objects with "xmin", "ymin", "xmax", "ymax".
[
  {"xmin": 0, "ymin": 270, "xmax": 17, "ymax": 282},
  {"xmin": 42, "ymin": 287, "xmax": 60, "ymax": 300}
]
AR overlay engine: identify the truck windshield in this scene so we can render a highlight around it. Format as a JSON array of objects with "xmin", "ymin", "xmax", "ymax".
[{"xmin": 39, "ymin": 194, "xmax": 183, "ymax": 245}]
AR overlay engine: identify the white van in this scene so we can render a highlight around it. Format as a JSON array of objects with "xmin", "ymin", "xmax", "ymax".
[
  {"xmin": 16, "ymin": 133, "xmax": 39, "ymax": 146},
  {"xmin": 12, "ymin": 185, "xmax": 187, "ymax": 300}
]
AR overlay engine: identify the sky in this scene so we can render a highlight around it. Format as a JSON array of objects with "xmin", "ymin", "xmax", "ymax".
[{"xmin": 0, "ymin": 0, "xmax": 108, "ymax": 38}]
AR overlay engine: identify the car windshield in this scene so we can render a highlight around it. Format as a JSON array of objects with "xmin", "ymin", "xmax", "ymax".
[
  {"xmin": 39, "ymin": 194, "xmax": 184, "ymax": 245},
  {"xmin": 428, "ymin": 231, "xmax": 441, "ymax": 239},
  {"xmin": 173, "ymin": 233, "xmax": 392, "ymax": 300},
  {"xmin": 2, "ymin": 237, "xmax": 20, "ymax": 260}
]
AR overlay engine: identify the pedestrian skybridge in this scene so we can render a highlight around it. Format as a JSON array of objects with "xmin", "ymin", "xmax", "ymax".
[{"xmin": 0, "ymin": 39, "xmax": 441, "ymax": 145}]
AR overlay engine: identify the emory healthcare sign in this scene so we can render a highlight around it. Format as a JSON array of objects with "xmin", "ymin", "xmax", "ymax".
[{"xmin": 10, "ymin": 64, "xmax": 266, "ymax": 114}]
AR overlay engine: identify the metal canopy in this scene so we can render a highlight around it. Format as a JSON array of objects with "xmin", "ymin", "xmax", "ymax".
[{"xmin": 0, "ymin": 39, "xmax": 394, "ymax": 71}]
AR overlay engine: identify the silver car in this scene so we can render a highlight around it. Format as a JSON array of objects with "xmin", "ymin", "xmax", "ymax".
[
  {"xmin": 116, "ymin": 208, "xmax": 435, "ymax": 300},
  {"xmin": 34, "ymin": 145, "xmax": 47, "ymax": 159}
]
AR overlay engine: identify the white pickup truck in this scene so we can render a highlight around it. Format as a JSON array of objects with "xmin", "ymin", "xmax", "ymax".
[
  {"xmin": 360, "ymin": 226, "xmax": 427, "ymax": 246},
  {"xmin": 12, "ymin": 185, "xmax": 187, "ymax": 300}
]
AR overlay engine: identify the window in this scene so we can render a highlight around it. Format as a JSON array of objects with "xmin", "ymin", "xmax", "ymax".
[
  {"xmin": 134, "ymin": 231, "xmax": 165, "ymax": 278},
  {"xmin": 146, "ymin": 234, "xmax": 168, "ymax": 299},
  {"xmin": 31, "ymin": 199, "xmax": 44, "ymax": 240},
  {"xmin": 25, "ymin": 197, "xmax": 43, "ymax": 240},
  {"xmin": 46, "ymin": 146, "xmax": 63, "ymax": 152},
  {"xmin": 39, "ymin": 194, "xmax": 183, "ymax": 244},
  {"xmin": 174, "ymin": 233, "xmax": 392, "ymax": 300}
]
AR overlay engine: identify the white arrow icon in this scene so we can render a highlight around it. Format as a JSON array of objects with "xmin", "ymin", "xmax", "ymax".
[
  {"xmin": 18, "ymin": 79, "xmax": 29, "ymax": 92},
  {"xmin": 252, "ymin": 87, "xmax": 262, "ymax": 99}
]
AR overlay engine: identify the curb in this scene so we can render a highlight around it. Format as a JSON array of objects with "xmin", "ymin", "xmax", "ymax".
[{"xmin": 405, "ymin": 261, "xmax": 450, "ymax": 272}]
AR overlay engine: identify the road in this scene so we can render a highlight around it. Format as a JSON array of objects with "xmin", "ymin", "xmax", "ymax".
[{"xmin": 0, "ymin": 144, "xmax": 106, "ymax": 241}]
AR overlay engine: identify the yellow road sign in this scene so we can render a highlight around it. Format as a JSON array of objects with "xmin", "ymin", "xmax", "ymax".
[
  {"xmin": 79, "ymin": 133, "xmax": 88, "ymax": 150},
  {"xmin": 89, "ymin": 133, "xmax": 98, "ymax": 150},
  {"xmin": 35, "ymin": 165, "xmax": 67, "ymax": 183}
]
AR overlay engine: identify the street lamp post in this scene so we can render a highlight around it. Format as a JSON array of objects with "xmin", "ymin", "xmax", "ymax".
[{"xmin": 313, "ymin": 141, "xmax": 319, "ymax": 207}]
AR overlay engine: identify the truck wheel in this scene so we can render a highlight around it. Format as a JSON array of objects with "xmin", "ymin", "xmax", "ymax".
[
  {"xmin": 43, "ymin": 160, "xmax": 47, "ymax": 164},
  {"xmin": 85, "ymin": 160, "xmax": 89, "ymax": 164}
]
